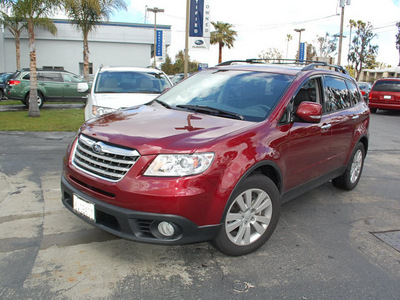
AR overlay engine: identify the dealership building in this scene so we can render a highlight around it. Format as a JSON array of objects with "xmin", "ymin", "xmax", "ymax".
[{"xmin": 0, "ymin": 19, "xmax": 171, "ymax": 75}]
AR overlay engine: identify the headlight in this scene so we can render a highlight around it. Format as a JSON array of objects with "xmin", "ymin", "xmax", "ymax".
[
  {"xmin": 144, "ymin": 153, "xmax": 214, "ymax": 177},
  {"xmin": 92, "ymin": 105, "xmax": 117, "ymax": 117}
]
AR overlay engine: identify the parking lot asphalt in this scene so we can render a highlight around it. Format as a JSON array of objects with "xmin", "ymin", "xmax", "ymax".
[{"xmin": 0, "ymin": 111, "xmax": 399, "ymax": 299}]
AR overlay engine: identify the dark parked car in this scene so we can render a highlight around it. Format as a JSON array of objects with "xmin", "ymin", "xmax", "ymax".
[
  {"xmin": 357, "ymin": 81, "xmax": 372, "ymax": 101},
  {"xmin": 369, "ymin": 78, "xmax": 400, "ymax": 113},
  {"xmin": 6, "ymin": 69, "xmax": 88, "ymax": 108},
  {"xmin": 61, "ymin": 59, "xmax": 369, "ymax": 256},
  {"xmin": 0, "ymin": 72, "xmax": 13, "ymax": 100}
]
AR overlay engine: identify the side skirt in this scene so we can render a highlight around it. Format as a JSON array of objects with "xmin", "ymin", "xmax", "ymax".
[{"xmin": 281, "ymin": 166, "xmax": 346, "ymax": 205}]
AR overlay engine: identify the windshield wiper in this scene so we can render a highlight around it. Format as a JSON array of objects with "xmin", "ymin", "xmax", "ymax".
[{"xmin": 176, "ymin": 105, "xmax": 244, "ymax": 120}]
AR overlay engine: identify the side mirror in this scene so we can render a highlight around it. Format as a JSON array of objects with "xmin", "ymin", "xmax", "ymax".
[
  {"xmin": 296, "ymin": 102, "xmax": 322, "ymax": 123},
  {"xmin": 77, "ymin": 82, "xmax": 89, "ymax": 93}
]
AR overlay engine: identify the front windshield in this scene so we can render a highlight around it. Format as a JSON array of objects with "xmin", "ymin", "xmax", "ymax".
[
  {"xmin": 94, "ymin": 71, "xmax": 171, "ymax": 93},
  {"xmin": 157, "ymin": 69, "xmax": 294, "ymax": 122}
]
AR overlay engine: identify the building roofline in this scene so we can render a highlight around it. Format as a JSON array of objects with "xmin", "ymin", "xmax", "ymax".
[{"xmin": 52, "ymin": 19, "xmax": 171, "ymax": 30}]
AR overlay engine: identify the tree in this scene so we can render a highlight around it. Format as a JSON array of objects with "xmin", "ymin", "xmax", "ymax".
[
  {"xmin": 396, "ymin": 22, "xmax": 400, "ymax": 66},
  {"xmin": 258, "ymin": 48, "xmax": 283, "ymax": 62},
  {"xmin": 64, "ymin": 0, "xmax": 127, "ymax": 81},
  {"xmin": 306, "ymin": 43, "xmax": 317, "ymax": 61},
  {"xmin": 348, "ymin": 20, "xmax": 378, "ymax": 81},
  {"xmin": 161, "ymin": 51, "xmax": 198, "ymax": 74},
  {"xmin": 3, "ymin": 0, "xmax": 60, "ymax": 117},
  {"xmin": 0, "ymin": 1, "xmax": 28, "ymax": 70},
  {"xmin": 286, "ymin": 34, "xmax": 292, "ymax": 58},
  {"xmin": 316, "ymin": 33, "xmax": 337, "ymax": 57},
  {"xmin": 210, "ymin": 21, "xmax": 237, "ymax": 64}
]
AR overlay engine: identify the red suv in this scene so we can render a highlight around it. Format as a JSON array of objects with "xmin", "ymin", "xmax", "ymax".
[
  {"xmin": 61, "ymin": 60, "xmax": 369, "ymax": 256},
  {"xmin": 369, "ymin": 78, "xmax": 400, "ymax": 113}
]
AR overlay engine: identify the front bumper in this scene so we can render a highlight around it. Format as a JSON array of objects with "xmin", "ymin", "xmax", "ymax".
[{"xmin": 61, "ymin": 175, "xmax": 221, "ymax": 245}]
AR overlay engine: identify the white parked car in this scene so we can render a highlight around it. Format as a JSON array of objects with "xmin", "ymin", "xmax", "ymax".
[{"xmin": 79, "ymin": 66, "xmax": 172, "ymax": 120}]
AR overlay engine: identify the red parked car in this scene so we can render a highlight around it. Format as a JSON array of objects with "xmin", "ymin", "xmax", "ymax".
[
  {"xmin": 61, "ymin": 60, "xmax": 370, "ymax": 256},
  {"xmin": 369, "ymin": 78, "xmax": 400, "ymax": 113}
]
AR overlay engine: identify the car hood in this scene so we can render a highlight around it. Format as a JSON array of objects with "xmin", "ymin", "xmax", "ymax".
[
  {"xmin": 81, "ymin": 103, "xmax": 255, "ymax": 155},
  {"xmin": 91, "ymin": 93, "xmax": 160, "ymax": 109}
]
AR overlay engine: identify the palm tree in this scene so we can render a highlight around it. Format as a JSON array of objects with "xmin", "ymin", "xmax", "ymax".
[
  {"xmin": 210, "ymin": 21, "xmax": 237, "ymax": 64},
  {"xmin": 64, "ymin": 0, "xmax": 127, "ymax": 81},
  {"xmin": 0, "ymin": 2, "xmax": 28, "ymax": 70},
  {"xmin": 3, "ymin": 0, "xmax": 60, "ymax": 117}
]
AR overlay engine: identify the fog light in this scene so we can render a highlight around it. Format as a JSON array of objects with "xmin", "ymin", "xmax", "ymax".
[{"xmin": 158, "ymin": 221, "xmax": 175, "ymax": 237}]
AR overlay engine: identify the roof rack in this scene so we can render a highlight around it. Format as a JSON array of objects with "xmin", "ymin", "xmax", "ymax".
[{"xmin": 217, "ymin": 58, "xmax": 348, "ymax": 75}]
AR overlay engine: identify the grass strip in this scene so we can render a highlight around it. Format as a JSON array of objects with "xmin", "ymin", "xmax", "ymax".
[{"xmin": 0, "ymin": 109, "xmax": 85, "ymax": 131}]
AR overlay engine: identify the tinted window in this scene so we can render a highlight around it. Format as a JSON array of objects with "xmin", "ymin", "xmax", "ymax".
[
  {"xmin": 22, "ymin": 73, "xmax": 30, "ymax": 80},
  {"xmin": 372, "ymin": 80, "xmax": 400, "ymax": 92},
  {"xmin": 157, "ymin": 70, "xmax": 294, "ymax": 122},
  {"xmin": 38, "ymin": 72, "xmax": 62, "ymax": 82},
  {"xmin": 346, "ymin": 80, "xmax": 362, "ymax": 105},
  {"xmin": 95, "ymin": 71, "xmax": 171, "ymax": 93},
  {"xmin": 324, "ymin": 76, "xmax": 351, "ymax": 112},
  {"xmin": 62, "ymin": 73, "xmax": 83, "ymax": 83}
]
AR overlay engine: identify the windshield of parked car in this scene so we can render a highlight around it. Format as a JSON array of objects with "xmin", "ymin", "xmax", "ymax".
[
  {"xmin": 94, "ymin": 71, "xmax": 171, "ymax": 94},
  {"xmin": 156, "ymin": 69, "xmax": 294, "ymax": 122},
  {"xmin": 372, "ymin": 80, "xmax": 400, "ymax": 92}
]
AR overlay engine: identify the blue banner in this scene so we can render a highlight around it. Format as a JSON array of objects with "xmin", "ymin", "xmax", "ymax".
[
  {"xmin": 299, "ymin": 42, "xmax": 305, "ymax": 62},
  {"xmin": 156, "ymin": 30, "xmax": 163, "ymax": 57},
  {"xmin": 189, "ymin": 0, "xmax": 205, "ymax": 37}
]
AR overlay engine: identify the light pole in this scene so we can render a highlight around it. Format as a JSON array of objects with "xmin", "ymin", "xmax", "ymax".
[
  {"xmin": 147, "ymin": 7, "xmax": 164, "ymax": 67},
  {"xmin": 294, "ymin": 28, "xmax": 305, "ymax": 61},
  {"xmin": 184, "ymin": 0, "xmax": 190, "ymax": 78},
  {"xmin": 338, "ymin": 0, "xmax": 351, "ymax": 66}
]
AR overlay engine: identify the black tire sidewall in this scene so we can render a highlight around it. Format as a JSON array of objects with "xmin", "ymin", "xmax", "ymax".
[
  {"xmin": 213, "ymin": 175, "xmax": 280, "ymax": 256},
  {"xmin": 26, "ymin": 92, "xmax": 44, "ymax": 109},
  {"xmin": 334, "ymin": 142, "xmax": 365, "ymax": 190}
]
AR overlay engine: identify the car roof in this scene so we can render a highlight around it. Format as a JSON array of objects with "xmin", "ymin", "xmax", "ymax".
[
  {"xmin": 375, "ymin": 78, "xmax": 400, "ymax": 82},
  {"xmin": 99, "ymin": 66, "xmax": 164, "ymax": 73},
  {"xmin": 211, "ymin": 59, "xmax": 350, "ymax": 78}
]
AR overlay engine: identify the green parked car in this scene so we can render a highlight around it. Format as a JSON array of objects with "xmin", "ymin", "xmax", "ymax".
[{"xmin": 5, "ymin": 69, "xmax": 88, "ymax": 108}]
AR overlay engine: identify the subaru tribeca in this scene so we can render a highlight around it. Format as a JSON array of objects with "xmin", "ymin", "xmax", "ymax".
[{"xmin": 61, "ymin": 60, "xmax": 369, "ymax": 256}]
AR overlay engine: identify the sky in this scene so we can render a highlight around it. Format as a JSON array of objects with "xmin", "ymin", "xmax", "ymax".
[{"xmin": 108, "ymin": 0, "xmax": 400, "ymax": 68}]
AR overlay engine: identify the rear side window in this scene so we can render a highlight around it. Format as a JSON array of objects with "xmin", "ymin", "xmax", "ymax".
[
  {"xmin": 372, "ymin": 80, "xmax": 400, "ymax": 92},
  {"xmin": 324, "ymin": 76, "xmax": 351, "ymax": 112},
  {"xmin": 38, "ymin": 72, "xmax": 62, "ymax": 82},
  {"xmin": 346, "ymin": 80, "xmax": 363, "ymax": 105}
]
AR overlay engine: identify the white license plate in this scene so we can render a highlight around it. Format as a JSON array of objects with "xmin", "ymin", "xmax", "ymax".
[
  {"xmin": 73, "ymin": 194, "xmax": 95, "ymax": 221},
  {"xmin": 384, "ymin": 95, "xmax": 392, "ymax": 99}
]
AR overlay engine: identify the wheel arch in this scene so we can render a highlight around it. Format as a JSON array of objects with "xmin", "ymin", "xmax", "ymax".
[{"xmin": 218, "ymin": 160, "xmax": 283, "ymax": 224}]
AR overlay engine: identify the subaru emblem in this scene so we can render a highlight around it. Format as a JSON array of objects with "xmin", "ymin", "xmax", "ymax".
[
  {"xmin": 195, "ymin": 40, "xmax": 204, "ymax": 45},
  {"xmin": 92, "ymin": 142, "xmax": 103, "ymax": 154}
]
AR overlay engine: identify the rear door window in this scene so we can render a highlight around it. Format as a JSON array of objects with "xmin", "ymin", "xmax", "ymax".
[
  {"xmin": 40, "ymin": 72, "xmax": 63, "ymax": 82},
  {"xmin": 346, "ymin": 80, "xmax": 363, "ymax": 105},
  {"xmin": 324, "ymin": 76, "xmax": 352, "ymax": 112}
]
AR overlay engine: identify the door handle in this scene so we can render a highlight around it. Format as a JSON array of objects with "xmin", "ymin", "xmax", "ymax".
[
  {"xmin": 321, "ymin": 124, "xmax": 331, "ymax": 130},
  {"xmin": 352, "ymin": 115, "xmax": 359, "ymax": 120}
]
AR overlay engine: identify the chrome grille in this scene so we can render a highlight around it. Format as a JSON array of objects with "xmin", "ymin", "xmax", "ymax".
[{"xmin": 72, "ymin": 134, "xmax": 140, "ymax": 182}]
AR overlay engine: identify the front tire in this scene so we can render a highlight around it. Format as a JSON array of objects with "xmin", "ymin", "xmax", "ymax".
[
  {"xmin": 212, "ymin": 175, "xmax": 280, "ymax": 256},
  {"xmin": 332, "ymin": 142, "xmax": 365, "ymax": 190}
]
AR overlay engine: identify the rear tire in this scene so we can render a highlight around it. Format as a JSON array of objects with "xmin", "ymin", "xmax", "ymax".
[
  {"xmin": 0, "ymin": 89, "xmax": 4, "ymax": 100},
  {"xmin": 25, "ymin": 92, "xmax": 44, "ymax": 109},
  {"xmin": 332, "ymin": 142, "xmax": 365, "ymax": 190},
  {"xmin": 212, "ymin": 175, "xmax": 280, "ymax": 256},
  {"xmin": 370, "ymin": 108, "xmax": 377, "ymax": 113}
]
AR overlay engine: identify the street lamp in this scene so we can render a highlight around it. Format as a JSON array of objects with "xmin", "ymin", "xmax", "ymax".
[
  {"xmin": 338, "ymin": 0, "xmax": 351, "ymax": 66},
  {"xmin": 147, "ymin": 7, "xmax": 164, "ymax": 67},
  {"xmin": 294, "ymin": 28, "xmax": 305, "ymax": 61}
]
